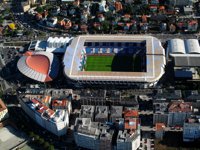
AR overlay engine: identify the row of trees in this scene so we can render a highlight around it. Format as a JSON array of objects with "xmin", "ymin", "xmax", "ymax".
[{"xmin": 29, "ymin": 131, "xmax": 55, "ymax": 150}]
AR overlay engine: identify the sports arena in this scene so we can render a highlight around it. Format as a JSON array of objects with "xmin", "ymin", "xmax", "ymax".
[
  {"xmin": 17, "ymin": 51, "xmax": 59, "ymax": 82},
  {"xmin": 63, "ymin": 35, "xmax": 166, "ymax": 87}
]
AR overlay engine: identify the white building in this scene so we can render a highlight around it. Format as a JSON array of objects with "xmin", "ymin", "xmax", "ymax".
[
  {"xmin": 116, "ymin": 129, "xmax": 140, "ymax": 150},
  {"xmin": 0, "ymin": 99, "xmax": 9, "ymax": 122},
  {"xmin": 116, "ymin": 110, "xmax": 140, "ymax": 150},
  {"xmin": 183, "ymin": 117, "xmax": 200, "ymax": 142},
  {"xmin": 46, "ymin": 17, "xmax": 58, "ymax": 28},
  {"xmin": 99, "ymin": 0, "xmax": 109, "ymax": 12},
  {"xmin": 46, "ymin": 37, "xmax": 72, "ymax": 53},
  {"xmin": 19, "ymin": 96, "xmax": 70, "ymax": 136},
  {"xmin": 168, "ymin": 39, "xmax": 200, "ymax": 56},
  {"xmin": 74, "ymin": 118, "xmax": 114, "ymax": 150}
]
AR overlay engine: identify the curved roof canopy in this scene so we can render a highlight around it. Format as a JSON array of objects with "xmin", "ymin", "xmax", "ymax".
[
  {"xmin": 185, "ymin": 39, "xmax": 200, "ymax": 54},
  {"xmin": 26, "ymin": 55, "xmax": 50, "ymax": 74},
  {"xmin": 17, "ymin": 51, "xmax": 59, "ymax": 82},
  {"xmin": 170, "ymin": 39, "xmax": 185, "ymax": 54}
]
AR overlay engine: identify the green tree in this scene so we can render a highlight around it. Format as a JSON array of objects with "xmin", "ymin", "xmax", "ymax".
[
  {"xmin": 29, "ymin": 131, "xmax": 35, "ymax": 138},
  {"xmin": 0, "ymin": 90, "xmax": 3, "ymax": 98},
  {"xmin": 38, "ymin": 138, "xmax": 45, "ymax": 145},
  {"xmin": 48, "ymin": 145, "xmax": 54, "ymax": 150},
  {"xmin": 35, "ymin": 7, "xmax": 44, "ymax": 13},
  {"xmin": 34, "ymin": 135, "xmax": 40, "ymax": 141},
  {"xmin": 44, "ymin": 141, "xmax": 50, "ymax": 149},
  {"xmin": 102, "ymin": 21, "xmax": 110, "ymax": 33}
]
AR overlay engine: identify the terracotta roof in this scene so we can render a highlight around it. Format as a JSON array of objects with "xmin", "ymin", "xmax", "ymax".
[
  {"xmin": 124, "ymin": 110, "xmax": 138, "ymax": 117},
  {"xmin": 115, "ymin": 2, "xmax": 123, "ymax": 11},
  {"xmin": 155, "ymin": 123, "xmax": 165, "ymax": 131},
  {"xmin": 159, "ymin": 6, "xmax": 165, "ymax": 10},
  {"xmin": 35, "ymin": 13, "xmax": 42, "ymax": 20},
  {"xmin": 142, "ymin": 15, "xmax": 147, "ymax": 23},
  {"xmin": 149, "ymin": 5, "xmax": 157, "ymax": 9},
  {"xmin": 41, "ymin": 96, "xmax": 51, "ymax": 104},
  {"xmin": 31, "ymin": 98, "xmax": 54, "ymax": 117},
  {"xmin": 188, "ymin": 20, "xmax": 198, "ymax": 25},
  {"xmin": 168, "ymin": 101, "xmax": 192, "ymax": 113},
  {"xmin": 98, "ymin": 14, "xmax": 104, "ymax": 18},
  {"xmin": 93, "ymin": 22, "xmax": 101, "ymax": 27},
  {"xmin": 0, "ymin": 99, "xmax": 7, "ymax": 112},
  {"xmin": 18, "ymin": 51, "xmax": 58, "ymax": 82},
  {"xmin": 125, "ymin": 118, "xmax": 139, "ymax": 130},
  {"xmin": 26, "ymin": 55, "xmax": 50, "ymax": 75},
  {"xmin": 52, "ymin": 99, "xmax": 68, "ymax": 108},
  {"xmin": 124, "ymin": 14, "xmax": 131, "ymax": 18}
]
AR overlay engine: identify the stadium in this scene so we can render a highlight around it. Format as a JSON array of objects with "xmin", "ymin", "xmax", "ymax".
[{"xmin": 63, "ymin": 35, "xmax": 166, "ymax": 87}]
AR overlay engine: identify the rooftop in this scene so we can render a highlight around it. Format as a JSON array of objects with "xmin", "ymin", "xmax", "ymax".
[
  {"xmin": 124, "ymin": 118, "xmax": 139, "ymax": 130},
  {"xmin": 124, "ymin": 110, "xmax": 139, "ymax": 117},
  {"xmin": 186, "ymin": 117, "xmax": 200, "ymax": 123},
  {"xmin": 26, "ymin": 55, "xmax": 50, "ymax": 75},
  {"xmin": 0, "ymin": 99, "xmax": 7, "ymax": 112},
  {"xmin": 21, "ymin": 96, "xmax": 68, "ymax": 123},
  {"xmin": 117, "ymin": 129, "xmax": 139, "ymax": 143},
  {"xmin": 17, "ymin": 51, "xmax": 59, "ymax": 82},
  {"xmin": 63, "ymin": 35, "xmax": 165, "ymax": 83},
  {"xmin": 75, "ymin": 118, "xmax": 114, "ymax": 139},
  {"xmin": 155, "ymin": 123, "xmax": 165, "ymax": 131},
  {"xmin": 168, "ymin": 101, "xmax": 192, "ymax": 113},
  {"xmin": 110, "ymin": 106, "xmax": 123, "ymax": 118},
  {"xmin": 52, "ymin": 99, "xmax": 70, "ymax": 109},
  {"xmin": 95, "ymin": 106, "xmax": 109, "ymax": 119},
  {"xmin": 79, "ymin": 105, "xmax": 95, "ymax": 119}
]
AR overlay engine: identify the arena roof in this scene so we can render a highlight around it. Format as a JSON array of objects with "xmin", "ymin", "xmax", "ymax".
[
  {"xmin": 46, "ymin": 37, "xmax": 72, "ymax": 53},
  {"xmin": 17, "ymin": 51, "xmax": 59, "ymax": 82},
  {"xmin": 185, "ymin": 39, "xmax": 200, "ymax": 54},
  {"xmin": 169, "ymin": 39, "xmax": 186, "ymax": 54},
  {"xmin": 63, "ymin": 35, "xmax": 166, "ymax": 83},
  {"xmin": 168, "ymin": 39, "xmax": 200, "ymax": 56},
  {"xmin": 168, "ymin": 39, "xmax": 200, "ymax": 67}
]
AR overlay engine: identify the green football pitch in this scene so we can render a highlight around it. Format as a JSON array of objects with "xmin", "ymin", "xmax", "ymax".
[{"xmin": 84, "ymin": 55, "xmax": 143, "ymax": 72}]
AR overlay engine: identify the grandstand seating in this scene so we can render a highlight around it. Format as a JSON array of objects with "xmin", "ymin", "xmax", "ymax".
[{"xmin": 78, "ymin": 42, "xmax": 146, "ymax": 71}]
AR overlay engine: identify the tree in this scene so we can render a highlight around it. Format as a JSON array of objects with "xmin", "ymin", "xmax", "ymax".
[
  {"xmin": 35, "ymin": 7, "xmax": 44, "ymax": 13},
  {"xmin": 102, "ymin": 21, "xmax": 110, "ymax": 33},
  {"xmin": 29, "ymin": 131, "xmax": 35, "ymax": 138},
  {"xmin": 44, "ymin": 141, "xmax": 50, "ymax": 149},
  {"xmin": 34, "ymin": 135, "xmax": 40, "ymax": 141},
  {"xmin": 38, "ymin": 138, "xmax": 45, "ymax": 145},
  {"xmin": 48, "ymin": 145, "xmax": 54, "ymax": 150}
]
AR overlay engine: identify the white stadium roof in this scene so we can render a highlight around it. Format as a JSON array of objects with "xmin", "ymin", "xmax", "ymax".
[
  {"xmin": 185, "ymin": 39, "xmax": 200, "ymax": 54},
  {"xmin": 63, "ymin": 35, "xmax": 166, "ymax": 84},
  {"xmin": 168, "ymin": 38, "xmax": 200, "ymax": 57},
  {"xmin": 46, "ymin": 37, "xmax": 72, "ymax": 53},
  {"xmin": 169, "ymin": 39, "xmax": 186, "ymax": 54}
]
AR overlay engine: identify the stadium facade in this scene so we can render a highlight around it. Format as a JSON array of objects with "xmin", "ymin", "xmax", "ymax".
[
  {"xmin": 63, "ymin": 35, "xmax": 166, "ymax": 87},
  {"xmin": 17, "ymin": 51, "xmax": 59, "ymax": 82}
]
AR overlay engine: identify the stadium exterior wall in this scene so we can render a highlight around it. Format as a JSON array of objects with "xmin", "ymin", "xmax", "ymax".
[{"xmin": 63, "ymin": 35, "xmax": 166, "ymax": 88}]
